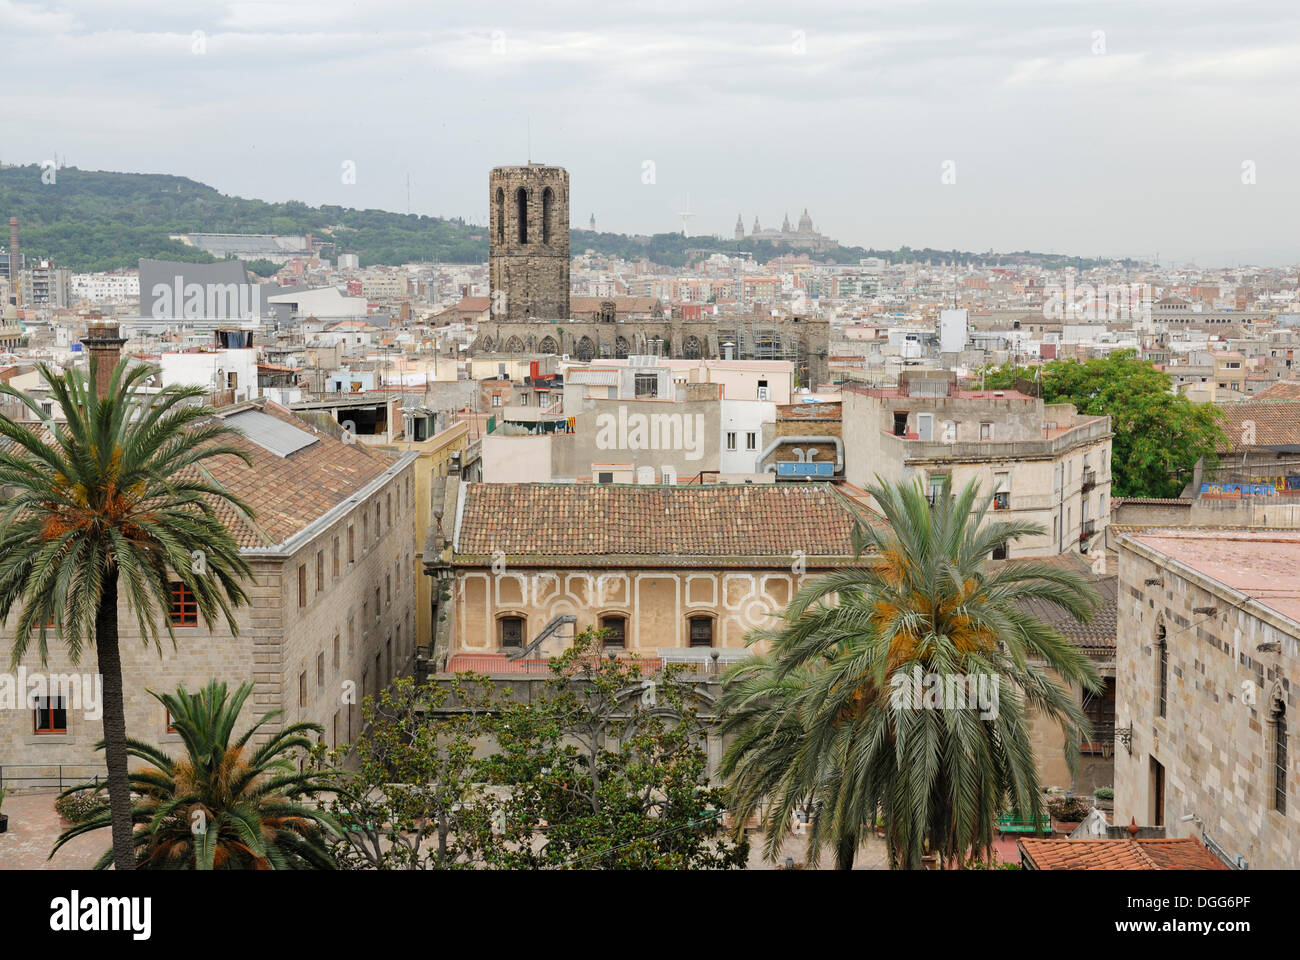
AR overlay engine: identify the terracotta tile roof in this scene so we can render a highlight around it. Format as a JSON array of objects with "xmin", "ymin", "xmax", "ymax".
[
  {"xmin": 1217, "ymin": 398, "xmax": 1300, "ymax": 451},
  {"xmin": 1016, "ymin": 573, "xmax": 1118, "ymax": 649},
  {"xmin": 1253, "ymin": 380, "xmax": 1300, "ymax": 401},
  {"xmin": 195, "ymin": 401, "xmax": 399, "ymax": 549},
  {"xmin": 454, "ymin": 482, "xmax": 865, "ymax": 567},
  {"xmin": 1019, "ymin": 837, "xmax": 1228, "ymax": 870}
]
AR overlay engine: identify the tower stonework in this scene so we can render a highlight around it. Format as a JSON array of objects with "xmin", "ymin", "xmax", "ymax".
[{"xmin": 489, "ymin": 164, "xmax": 570, "ymax": 322}]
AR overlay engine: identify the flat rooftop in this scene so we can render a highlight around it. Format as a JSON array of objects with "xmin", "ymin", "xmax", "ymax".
[{"xmin": 1125, "ymin": 529, "xmax": 1300, "ymax": 624}]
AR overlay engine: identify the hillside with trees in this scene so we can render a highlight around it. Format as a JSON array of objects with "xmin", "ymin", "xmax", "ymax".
[{"xmin": 0, "ymin": 163, "xmax": 1124, "ymax": 272}]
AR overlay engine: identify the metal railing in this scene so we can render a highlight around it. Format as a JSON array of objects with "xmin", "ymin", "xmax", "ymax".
[{"xmin": 0, "ymin": 763, "xmax": 105, "ymax": 792}]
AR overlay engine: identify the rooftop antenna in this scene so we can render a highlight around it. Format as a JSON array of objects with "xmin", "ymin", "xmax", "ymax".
[{"xmin": 677, "ymin": 194, "xmax": 695, "ymax": 237}]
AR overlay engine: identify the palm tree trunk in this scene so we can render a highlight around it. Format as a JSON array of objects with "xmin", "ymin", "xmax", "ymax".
[
  {"xmin": 835, "ymin": 833, "xmax": 856, "ymax": 870},
  {"xmin": 95, "ymin": 568, "xmax": 134, "ymax": 870}
]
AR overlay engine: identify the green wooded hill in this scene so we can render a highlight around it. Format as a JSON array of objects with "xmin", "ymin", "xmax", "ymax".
[{"xmin": 0, "ymin": 163, "xmax": 1123, "ymax": 273}]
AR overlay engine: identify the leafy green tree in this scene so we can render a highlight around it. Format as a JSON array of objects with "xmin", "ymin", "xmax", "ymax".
[
  {"xmin": 243, "ymin": 258, "xmax": 281, "ymax": 277},
  {"xmin": 980, "ymin": 351, "xmax": 1225, "ymax": 498},
  {"xmin": 316, "ymin": 674, "xmax": 502, "ymax": 870},
  {"xmin": 720, "ymin": 477, "xmax": 1101, "ymax": 869},
  {"xmin": 0, "ymin": 359, "xmax": 254, "ymax": 870},
  {"xmin": 484, "ymin": 630, "xmax": 748, "ymax": 869},
  {"xmin": 51, "ymin": 681, "xmax": 339, "ymax": 869}
]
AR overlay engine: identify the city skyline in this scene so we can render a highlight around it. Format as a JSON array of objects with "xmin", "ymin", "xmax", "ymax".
[{"xmin": 1, "ymin": 1, "xmax": 1298, "ymax": 265}]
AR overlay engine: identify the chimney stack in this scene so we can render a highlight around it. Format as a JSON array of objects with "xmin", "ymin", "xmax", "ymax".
[{"xmin": 83, "ymin": 318, "xmax": 126, "ymax": 399}]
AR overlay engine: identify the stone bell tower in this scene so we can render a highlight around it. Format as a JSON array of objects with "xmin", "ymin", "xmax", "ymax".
[{"xmin": 489, "ymin": 164, "xmax": 570, "ymax": 322}]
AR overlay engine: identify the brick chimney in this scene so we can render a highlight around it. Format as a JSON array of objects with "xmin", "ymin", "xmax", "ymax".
[{"xmin": 83, "ymin": 318, "xmax": 126, "ymax": 399}]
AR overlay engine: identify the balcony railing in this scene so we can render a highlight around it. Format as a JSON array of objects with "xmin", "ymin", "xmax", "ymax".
[
  {"xmin": 444, "ymin": 654, "xmax": 663, "ymax": 676},
  {"xmin": 1081, "ymin": 518, "xmax": 1096, "ymax": 538},
  {"xmin": 1081, "ymin": 468, "xmax": 1097, "ymax": 492}
]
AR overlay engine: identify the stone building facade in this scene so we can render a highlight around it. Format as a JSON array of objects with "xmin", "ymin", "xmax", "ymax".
[
  {"xmin": 1112, "ymin": 527, "xmax": 1298, "ymax": 869},
  {"xmin": 423, "ymin": 482, "xmax": 864, "ymax": 668},
  {"xmin": 0, "ymin": 400, "xmax": 419, "ymax": 776},
  {"xmin": 489, "ymin": 164, "xmax": 570, "ymax": 322},
  {"xmin": 841, "ymin": 371, "xmax": 1113, "ymax": 558},
  {"xmin": 472, "ymin": 314, "xmax": 831, "ymax": 387}
]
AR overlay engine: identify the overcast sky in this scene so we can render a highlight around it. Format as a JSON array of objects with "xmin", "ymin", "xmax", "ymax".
[{"xmin": 3, "ymin": 0, "xmax": 1298, "ymax": 265}]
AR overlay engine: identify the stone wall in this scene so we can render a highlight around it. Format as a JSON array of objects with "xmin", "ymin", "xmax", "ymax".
[
  {"xmin": 0, "ymin": 458, "xmax": 419, "ymax": 774},
  {"xmin": 1113, "ymin": 537, "xmax": 1298, "ymax": 869}
]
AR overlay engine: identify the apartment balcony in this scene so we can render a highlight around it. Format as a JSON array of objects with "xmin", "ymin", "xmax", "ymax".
[
  {"xmin": 1081, "ymin": 518, "xmax": 1097, "ymax": 539},
  {"xmin": 1081, "ymin": 468, "xmax": 1097, "ymax": 493}
]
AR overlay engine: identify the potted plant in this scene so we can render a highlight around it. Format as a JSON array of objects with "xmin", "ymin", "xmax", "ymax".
[
  {"xmin": 0, "ymin": 787, "xmax": 8, "ymax": 834},
  {"xmin": 1047, "ymin": 794, "xmax": 1092, "ymax": 827},
  {"xmin": 1093, "ymin": 785, "xmax": 1114, "ymax": 810}
]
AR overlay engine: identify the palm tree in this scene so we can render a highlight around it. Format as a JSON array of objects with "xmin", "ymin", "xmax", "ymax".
[
  {"xmin": 720, "ymin": 476, "xmax": 1103, "ymax": 869},
  {"xmin": 51, "ymin": 680, "xmax": 340, "ymax": 869},
  {"xmin": 0, "ymin": 358, "xmax": 254, "ymax": 870}
]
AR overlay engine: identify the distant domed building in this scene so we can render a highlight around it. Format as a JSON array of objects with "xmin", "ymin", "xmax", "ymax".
[{"xmin": 735, "ymin": 208, "xmax": 835, "ymax": 252}]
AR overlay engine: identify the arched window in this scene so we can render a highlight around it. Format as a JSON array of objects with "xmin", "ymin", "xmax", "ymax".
[
  {"xmin": 1156, "ymin": 623, "xmax": 1168, "ymax": 719},
  {"xmin": 542, "ymin": 186, "xmax": 554, "ymax": 244},
  {"xmin": 495, "ymin": 187, "xmax": 504, "ymax": 243},
  {"xmin": 516, "ymin": 188, "xmax": 528, "ymax": 244},
  {"xmin": 1272, "ymin": 696, "xmax": 1288, "ymax": 814}
]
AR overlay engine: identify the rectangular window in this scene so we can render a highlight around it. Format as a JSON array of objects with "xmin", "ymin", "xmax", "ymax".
[
  {"xmin": 598, "ymin": 472, "xmax": 613, "ymax": 484},
  {"xmin": 347, "ymin": 614, "xmax": 355, "ymax": 655},
  {"xmin": 348, "ymin": 525, "xmax": 355, "ymax": 563},
  {"xmin": 927, "ymin": 474, "xmax": 947, "ymax": 506},
  {"xmin": 726, "ymin": 432, "xmax": 737, "ymax": 451},
  {"xmin": 634, "ymin": 373, "xmax": 658, "ymax": 398},
  {"xmin": 169, "ymin": 582, "xmax": 198, "ymax": 626},
  {"xmin": 298, "ymin": 565, "xmax": 307, "ymax": 607},
  {"xmin": 166, "ymin": 710, "xmax": 177, "ymax": 734},
  {"xmin": 600, "ymin": 615, "xmax": 626, "ymax": 648},
  {"xmin": 1150, "ymin": 757, "xmax": 1165, "ymax": 827},
  {"xmin": 979, "ymin": 422, "xmax": 992, "ymax": 440},
  {"xmin": 34, "ymin": 696, "xmax": 67, "ymax": 734},
  {"xmin": 375, "ymin": 588, "xmax": 381, "ymax": 620},
  {"xmin": 299, "ymin": 671, "xmax": 307, "ymax": 708},
  {"xmin": 746, "ymin": 432, "xmax": 757, "ymax": 451},
  {"xmin": 500, "ymin": 616, "xmax": 524, "ymax": 648},
  {"xmin": 1273, "ymin": 705, "xmax": 1288, "ymax": 814},
  {"xmin": 333, "ymin": 711, "xmax": 339, "ymax": 749},
  {"xmin": 316, "ymin": 551, "xmax": 325, "ymax": 592},
  {"xmin": 386, "ymin": 493, "xmax": 391, "ymax": 528},
  {"xmin": 386, "ymin": 575, "xmax": 391, "ymax": 605},
  {"xmin": 688, "ymin": 616, "xmax": 713, "ymax": 648},
  {"xmin": 333, "ymin": 634, "xmax": 340, "ymax": 669},
  {"xmin": 1157, "ymin": 631, "xmax": 1168, "ymax": 719}
]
